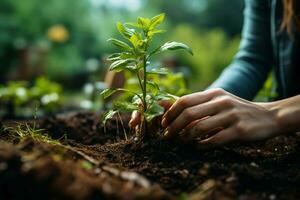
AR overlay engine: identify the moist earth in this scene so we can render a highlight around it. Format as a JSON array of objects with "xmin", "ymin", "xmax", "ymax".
[{"xmin": 0, "ymin": 111, "xmax": 300, "ymax": 200}]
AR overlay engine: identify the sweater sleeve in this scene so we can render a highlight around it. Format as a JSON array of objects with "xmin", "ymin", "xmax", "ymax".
[{"xmin": 208, "ymin": 0, "xmax": 273, "ymax": 100}]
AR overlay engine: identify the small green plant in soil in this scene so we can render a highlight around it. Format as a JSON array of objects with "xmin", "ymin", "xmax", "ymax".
[
  {"xmin": 2, "ymin": 123, "xmax": 61, "ymax": 145},
  {"xmin": 101, "ymin": 13, "xmax": 193, "ymax": 139}
]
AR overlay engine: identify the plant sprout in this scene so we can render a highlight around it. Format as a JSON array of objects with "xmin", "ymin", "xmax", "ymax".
[{"xmin": 101, "ymin": 13, "xmax": 193, "ymax": 139}]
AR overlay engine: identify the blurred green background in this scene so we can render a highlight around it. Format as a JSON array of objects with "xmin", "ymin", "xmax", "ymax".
[{"xmin": 0, "ymin": 0, "xmax": 246, "ymax": 117}]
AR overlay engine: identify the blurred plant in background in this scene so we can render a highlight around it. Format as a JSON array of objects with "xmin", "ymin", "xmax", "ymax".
[
  {"xmin": 0, "ymin": 0, "xmax": 243, "ymax": 85},
  {"xmin": 168, "ymin": 25, "xmax": 240, "ymax": 90},
  {"xmin": 0, "ymin": 0, "xmax": 99, "ymax": 84},
  {"xmin": 4, "ymin": 0, "xmax": 279, "ymax": 116},
  {"xmin": 0, "ymin": 77, "xmax": 62, "ymax": 118}
]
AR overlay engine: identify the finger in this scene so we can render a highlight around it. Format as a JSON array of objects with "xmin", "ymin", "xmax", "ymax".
[
  {"xmin": 158, "ymin": 100, "xmax": 173, "ymax": 111},
  {"xmin": 162, "ymin": 92, "xmax": 209, "ymax": 127},
  {"xmin": 164, "ymin": 98, "xmax": 226, "ymax": 138},
  {"xmin": 183, "ymin": 110, "xmax": 235, "ymax": 141},
  {"xmin": 182, "ymin": 126, "xmax": 223, "ymax": 144},
  {"xmin": 162, "ymin": 89, "xmax": 226, "ymax": 127},
  {"xmin": 129, "ymin": 101, "xmax": 172, "ymax": 129},
  {"xmin": 171, "ymin": 119, "xmax": 200, "ymax": 141},
  {"xmin": 197, "ymin": 127, "xmax": 237, "ymax": 149},
  {"xmin": 129, "ymin": 111, "xmax": 141, "ymax": 128},
  {"xmin": 177, "ymin": 119, "xmax": 208, "ymax": 143}
]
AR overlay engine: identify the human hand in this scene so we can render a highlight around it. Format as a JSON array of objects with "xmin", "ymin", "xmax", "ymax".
[
  {"xmin": 161, "ymin": 88, "xmax": 281, "ymax": 148},
  {"xmin": 128, "ymin": 100, "xmax": 173, "ymax": 128}
]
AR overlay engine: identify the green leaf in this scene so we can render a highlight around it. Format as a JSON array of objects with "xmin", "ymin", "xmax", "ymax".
[
  {"xmin": 144, "ymin": 80, "xmax": 160, "ymax": 94},
  {"xmin": 125, "ymin": 22, "xmax": 142, "ymax": 28},
  {"xmin": 144, "ymin": 103, "xmax": 164, "ymax": 122},
  {"xmin": 129, "ymin": 34, "xmax": 140, "ymax": 48},
  {"xmin": 137, "ymin": 17, "xmax": 151, "ymax": 30},
  {"xmin": 109, "ymin": 59, "xmax": 135, "ymax": 72},
  {"xmin": 132, "ymin": 94, "xmax": 143, "ymax": 105},
  {"xmin": 147, "ymin": 29, "xmax": 166, "ymax": 38},
  {"xmin": 107, "ymin": 52, "xmax": 136, "ymax": 61},
  {"xmin": 107, "ymin": 38, "xmax": 132, "ymax": 51},
  {"xmin": 152, "ymin": 42, "xmax": 193, "ymax": 56},
  {"xmin": 100, "ymin": 88, "xmax": 117, "ymax": 99},
  {"xmin": 146, "ymin": 67, "xmax": 169, "ymax": 75},
  {"xmin": 149, "ymin": 13, "xmax": 165, "ymax": 30},
  {"xmin": 107, "ymin": 53, "xmax": 121, "ymax": 61},
  {"xmin": 102, "ymin": 110, "xmax": 118, "ymax": 124},
  {"xmin": 117, "ymin": 22, "xmax": 135, "ymax": 39},
  {"xmin": 151, "ymin": 29, "xmax": 166, "ymax": 34},
  {"xmin": 102, "ymin": 88, "xmax": 142, "ymax": 102},
  {"xmin": 114, "ymin": 101, "xmax": 138, "ymax": 112},
  {"xmin": 161, "ymin": 42, "xmax": 193, "ymax": 55},
  {"xmin": 120, "ymin": 52, "xmax": 136, "ymax": 59},
  {"xmin": 125, "ymin": 65, "xmax": 138, "ymax": 71}
]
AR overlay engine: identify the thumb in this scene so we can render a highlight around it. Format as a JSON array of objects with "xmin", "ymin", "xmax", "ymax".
[
  {"xmin": 129, "ymin": 111, "xmax": 141, "ymax": 128},
  {"xmin": 159, "ymin": 100, "xmax": 173, "ymax": 111}
]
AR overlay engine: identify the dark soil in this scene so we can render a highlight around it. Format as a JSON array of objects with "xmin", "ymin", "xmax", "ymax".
[{"xmin": 1, "ymin": 111, "xmax": 300, "ymax": 200}]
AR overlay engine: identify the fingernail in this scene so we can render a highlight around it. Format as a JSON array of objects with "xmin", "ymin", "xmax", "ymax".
[
  {"xmin": 161, "ymin": 118, "xmax": 167, "ymax": 127},
  {"xmin": 163, "ymin": 128, "xmax": 169, "ymax": 137},
  {"xmin": 128, "ymin": 120, "xmax": 133, "ymax": 128}
]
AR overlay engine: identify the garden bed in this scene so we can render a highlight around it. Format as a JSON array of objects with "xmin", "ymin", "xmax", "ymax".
[{"xmin": 1, "ymin": 111, "xmax": 300, "ymax": 200}]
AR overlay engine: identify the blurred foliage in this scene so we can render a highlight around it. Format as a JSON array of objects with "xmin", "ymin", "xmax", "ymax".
[
  {"xmin": 168, "ymin": 25, "xmax": 240, "ymax": 90},
  {"xmin": 0, "ymin": 0, "xmax": 99, "ymax": 80},
  {"xmin": 0, "ymin": 77, "xmax": 62, "ymax": 118},
  {"xmin": 255, "ymin": 72, "xmax": 278, "ymax": 102},
  {"xmin": 1, "ymin": 0, "xmax": 244, "ymax": 94},
  {"xmin": 80, "ymin": 81, "xmax": 106, "ymax": 111},
  {"xmin": 148, "ymin": 73, "xmax": 189, "ymax": 97},
  {"xmin": 155, "ymin": 0, "xmax": 244, "ymax": 37}
]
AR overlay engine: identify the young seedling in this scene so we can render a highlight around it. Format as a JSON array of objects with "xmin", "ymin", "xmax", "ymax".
[
  {"xmin": 101, "ymin": 13, "xmax": 193, "ymax": 140},
  {"xmin": 3, "ymin": 123, "xmax": 61, "ymax": 145}
]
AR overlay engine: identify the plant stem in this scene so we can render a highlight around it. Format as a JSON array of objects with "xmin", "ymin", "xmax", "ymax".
[
  {"xmin": 142, "ymin": 55, "xmax": 147, "ymax": 112},
  {"xmin": 137, "ymin": 72, "xmax": 144, "ymax": 95}
]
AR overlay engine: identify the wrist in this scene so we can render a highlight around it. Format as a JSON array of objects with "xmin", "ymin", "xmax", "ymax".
[
  {"xmin": 268, "ymin": 103, "xmax": 287, "ymax": 134},
  {"xmin": 260, "ymin": 97, "xmax": 300, "ymax": 134},
  {"xmin": 255, "ymin": 101, "xmax": 289, "ymax": 135}
]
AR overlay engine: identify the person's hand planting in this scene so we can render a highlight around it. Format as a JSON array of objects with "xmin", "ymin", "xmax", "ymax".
[{"xmin": 161, "ymin": 88, "xmax": 282, "ymax": 148}]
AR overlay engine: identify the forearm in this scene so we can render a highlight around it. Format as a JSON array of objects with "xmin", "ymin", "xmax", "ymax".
[
  {"xmin": 209, "ymin": 0, "xmax": 273, "ymax": 100},
  {"xmin": 258, "ymin": 95, "xmax": 300, "ymax": 134}
]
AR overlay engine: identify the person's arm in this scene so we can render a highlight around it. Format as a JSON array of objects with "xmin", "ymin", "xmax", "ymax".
[
  {"xmin": 258, "ymin": 95, "xmax": 300, "ymax": 134},
  {"xmin": 209, "ymin": 0, "xmax": 273, "ymax": 100}
]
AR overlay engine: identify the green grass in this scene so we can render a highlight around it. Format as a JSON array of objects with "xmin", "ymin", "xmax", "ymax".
[
  {"xmin": 2, "ymin": 123, "xmax": 100, "ymax": 167},
  {"xmin": 3, "ymin": 123, "xmax": 61, "ymax": 145}
]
